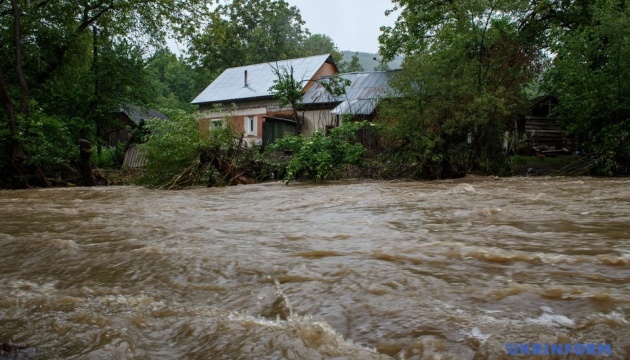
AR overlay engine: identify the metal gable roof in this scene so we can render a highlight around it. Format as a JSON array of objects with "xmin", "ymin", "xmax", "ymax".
[
  {"xmin": 191, "ymin": 54, "xmax": 335, "ymax": 105},
  {"xmin": 302, "ymin": 71, "xmax": 395, "ymax": 115}
]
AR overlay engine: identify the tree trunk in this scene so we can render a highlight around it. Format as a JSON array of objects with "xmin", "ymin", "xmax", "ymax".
[
  {"xmin": 11, "ymin": 0, "xmax": 29, "ymax": 116},
  {"xmin": 1, "ymin": 0, "xmax": 51, "ymax": 188},
  {"xmin": 92, "ymin": 26, "xmax": 104, "ymax": 156},
  {"xmin": 0, "ymin": 66, "xmax": 28, "ymax": 187},
  {"xmin": 79, "ymin": 139, "xmax": 97, "ymax": 186}
]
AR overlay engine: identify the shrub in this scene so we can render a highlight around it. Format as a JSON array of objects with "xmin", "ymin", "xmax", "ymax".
[
  {"xmin": 91, "ymin": 142, "xmax": 126, "ymax": 168},
  {"xmin": 137, "ymin": 109, "xmax": 242, "ymax": 188},
  {"xmin": 267, "ymin": 121, "xmax": 369, "ymax": 183},
  {"xmin": 21, "ymin": 112, "xmax": 79, "ymax": 171}
]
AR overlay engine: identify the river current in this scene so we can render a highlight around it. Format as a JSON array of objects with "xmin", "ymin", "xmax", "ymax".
[{"xmin": 1, "ymin": 177, "xmax": 629, "ymax": 359}]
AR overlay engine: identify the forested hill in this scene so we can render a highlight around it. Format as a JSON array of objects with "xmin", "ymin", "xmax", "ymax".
[{"xmin": 340, "ymin": 51, "xmax": 403, "ymax": 71}]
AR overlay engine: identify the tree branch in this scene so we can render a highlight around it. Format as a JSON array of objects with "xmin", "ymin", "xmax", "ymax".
[{"xmin": 78, "ymin": 3, "xmax": 112, "ymax": 32}]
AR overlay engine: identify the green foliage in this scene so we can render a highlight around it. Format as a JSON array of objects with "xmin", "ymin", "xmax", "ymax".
[
  {"xmin": 267, "ymin": 122, "xmax": 369, "ymax": 183},
  {"xmin": 146, "ymin": 48, "xmax": 201, "ymax": 110},
  {"xmin": 20, "ymin": 111, "xmax": 80, "ymax": 171},
  {"xmin": 137, "ymin": 110, "xmax": 238, "ymax": 188},
  {"xmin": 91, "ymin": 143, "xmax": 126, "ymax": 168},
  {"xmin": 543, "ymin": 0, "xmax": 630, "ymax": 174},
  {"xmin": 376, "ymin": 0, "xmax": 545, "ymax": 178},
  {"xmin": 137, "ymin": 110, "xmax": 204, "ymax": 187},
  {"xmin": 0, "ymin": 0, "xmax": 211, "ymax": 186},
  {"xmin": 379, "ymin": 0, "xmax": 537, "ymax": 61},
  {"xmin": 0, "ymin": 118, "xmax": 12, "ymax": 181},
  {"xmin": 320, "ymin": 76, "xmax": 352, "ymax": 97},
  {"xmin": 269, "ymin": 65, "xmax": 304, "ymax": 111},
  {"xmin": 342, "ymin": 53, "xmax": 364, "ymax": 72},
  {"xmin": 187, "ymin": 0, "xmax": 308, "ymax": 77},
  {"xmin": 374, "ymin": 62, "xmax": 391, "ymax": 72},
  {"xmin": 302, "ymin": 34, "xmax": 344, "ymax": 64},
  {"xmin": 269, "ymin": 65, "xmax": 350, "ymax": 133}
]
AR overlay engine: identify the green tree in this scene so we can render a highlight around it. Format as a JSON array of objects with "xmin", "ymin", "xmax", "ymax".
[
  {"xmin": 146, "ymin": 48, "xmax": 200, "ymax": 111},
  {"xmin": 0, "ymin": 0, "xmax": 212, "ymax": 187},
  {"xmin": 374, "ymin": 62, "xmax": 391, "ymax": 71},
  {"xmin": 188, "ymin": 0, "xmax": 308, "ymax": 78},
  {"xmin": 343, "ymin": 53, "xmax": 364, "ymax": 72},
  {"xmin": 378, "ymin": 0, "xmax": 545, "ymax": 178},
  {"xmin": 302, "ymin": 34, "xmax": 344, "ymax": 65},
  {"xmin": 543, "ymin": 0, "xmax": 630, "ymax": 174}
]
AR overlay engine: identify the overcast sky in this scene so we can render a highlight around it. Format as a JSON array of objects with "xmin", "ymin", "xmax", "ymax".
[
  {"xmin": 169, "ymin": 0, "xmax": 399, "ymax": 55},
  {"xmin": 286, "ymin": 0, "xmax": 398, "ymax": 54}
]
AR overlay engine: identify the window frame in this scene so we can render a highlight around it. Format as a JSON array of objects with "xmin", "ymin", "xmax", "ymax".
[{"xmin": 244, "ymin": 116, "xmax": 257, "ymax": 136}]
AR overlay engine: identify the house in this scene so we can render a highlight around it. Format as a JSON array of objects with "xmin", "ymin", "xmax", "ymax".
[
  {"xmin": 192, "ymin": 54, "xmax": 338, "ymax": 147},
  {"xmin": 107, "ymin": 105, "xmax": 169, "ymax": 146}
]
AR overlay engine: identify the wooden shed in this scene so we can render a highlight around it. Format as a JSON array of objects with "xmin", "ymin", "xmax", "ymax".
[
  {"xmin": 518, "ymin": 96, "xmax": 571, "ymax": 150},
  {"xmin": 106, "ymin": 105, "xmax": 168, "ymax": 146},
  {"xmin": 262, "ymin": 117, "xmax": 298, "ymax": 146}
]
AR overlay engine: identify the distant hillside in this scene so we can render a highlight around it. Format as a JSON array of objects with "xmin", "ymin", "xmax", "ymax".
[{"xmin": 340, "ymin": 51, "xmax": 403, "ymax": 71}]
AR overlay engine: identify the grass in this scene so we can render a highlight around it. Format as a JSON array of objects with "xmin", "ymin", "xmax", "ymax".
[{"xmin": 511, "ymin": 155, "xmax": 578, "ymax": 175}]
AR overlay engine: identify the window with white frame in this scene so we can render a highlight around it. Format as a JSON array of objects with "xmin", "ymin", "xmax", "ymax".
[{"xmin": 244, "ymin": 116, "xmax": 257, "ymax": 136}]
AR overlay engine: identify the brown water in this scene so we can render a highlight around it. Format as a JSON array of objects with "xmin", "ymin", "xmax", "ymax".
[{"xmin": 1, "ymin": 177, "xmax": 630, "ymax": 359}]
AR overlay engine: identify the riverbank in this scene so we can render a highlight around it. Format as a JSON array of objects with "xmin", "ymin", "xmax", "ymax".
[{"xmin": 96, "ymin": 154, "xmax": 589, "ymax": 187}]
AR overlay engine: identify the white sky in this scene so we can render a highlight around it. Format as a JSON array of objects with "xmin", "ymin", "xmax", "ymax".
[{"xmin": 286, "ymin": 0, "xmax": 398, "ymax": 54}]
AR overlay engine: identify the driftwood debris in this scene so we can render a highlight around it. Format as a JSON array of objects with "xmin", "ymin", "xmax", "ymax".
[
  {"xmin": 207, "ymin": 148, "xmax": 256, "ymax": 187},
  {"xmin": 164, "ymin": 136, "xmax": 257, "ymax": 190}
]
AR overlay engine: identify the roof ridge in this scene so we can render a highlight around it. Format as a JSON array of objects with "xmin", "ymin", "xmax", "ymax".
[{"xmin": 225, "ymin": 54, "xmax": 332, "ymax": 70}]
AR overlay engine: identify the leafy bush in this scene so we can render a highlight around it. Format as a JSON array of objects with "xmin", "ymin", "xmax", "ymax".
[
  {"xmin": 267, "ymin": 122, "xmax": 369, "ymax": 183},
  {"xmin": 21, "ymin": 111, "xmax": 79, "ymax": 171},
  {"xmin": 137, "ymin": 109, "xmax": 239, "ymax": 188},
  {"xmin": 91, "ymin": 142, "xmax": 126, "ymax": 168}
]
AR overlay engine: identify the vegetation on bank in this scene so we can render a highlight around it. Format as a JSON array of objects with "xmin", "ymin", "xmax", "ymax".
[
  {"xmin": 129, "ymin": 113, "xmax": 606, "ymax": 189},
  {"xmin": 0, "ymin": 0, "xmax": 628, "ymax": 189}
]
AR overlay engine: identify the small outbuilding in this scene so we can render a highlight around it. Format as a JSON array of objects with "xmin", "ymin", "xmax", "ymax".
[
  {"xmin": 518, "ymin": 96, "xmax": 571, "ymax": 150},
  {"xmin": 106, "ymin": 105, "xmax": 169, "ymax": 146},
  {"xmin": 262, "ymin": 117, "xmax": 298, "ymax": 146}
]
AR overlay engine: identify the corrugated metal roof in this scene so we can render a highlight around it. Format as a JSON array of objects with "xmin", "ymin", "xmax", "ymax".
[
  {"xmin": 331, "ymin": 99, "xmax": 379, "ymax": 115},
  {"xmin": 192, "ymin": 54, "xmax": 336, "ymax": 104},
  {"xmin": 302, "ymin": 71, "xmax": 395, "ymax": 115}
]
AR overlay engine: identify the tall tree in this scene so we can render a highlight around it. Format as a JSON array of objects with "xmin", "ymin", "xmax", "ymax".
[
  {"xmin": 188, "ymin": 0, "xmax": 308, "ymax": 78},
  {"xmin": 146, "ymin": 48, "xmax": 200, "ymax": 110},
  {"xmin": 343, "ymin": 53, "xmax": 364, "ymax": 72},
  {"xmin": 0, "ymin": 0, "xmax": 212, "ymax": 187},
  {"xmin": 302, "ymin": 33, "xmax": 344, "ymax": 65},
  {"xmin": 378, "ymin": 0, "xmax": 545, "ymax": 178},
  {"xmin": 543, "ymin": 0, "xmax": 630, "ymax": 173}
]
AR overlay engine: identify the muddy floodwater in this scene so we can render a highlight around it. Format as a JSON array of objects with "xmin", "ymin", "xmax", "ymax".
[{"xmin": 1, "ymin": 177, "xmax": 630, "ymax": 359}]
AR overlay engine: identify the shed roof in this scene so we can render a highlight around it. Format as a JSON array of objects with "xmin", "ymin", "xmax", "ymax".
[
  {"xmin": 119, "ymin": 105, "xmax": 169, "ymax": 126},
  {"xmin": 302, "ymin": 71, "xmax": 395, "ymax": 115},
  {"xmin": 192, "ymin": 54, "xmax": 336, "ymax": 105}
]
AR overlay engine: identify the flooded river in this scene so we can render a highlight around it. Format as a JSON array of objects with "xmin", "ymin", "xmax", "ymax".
[{"xmin": 1, "ymin": 177, "xmax": 630, "ymax": 359}]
